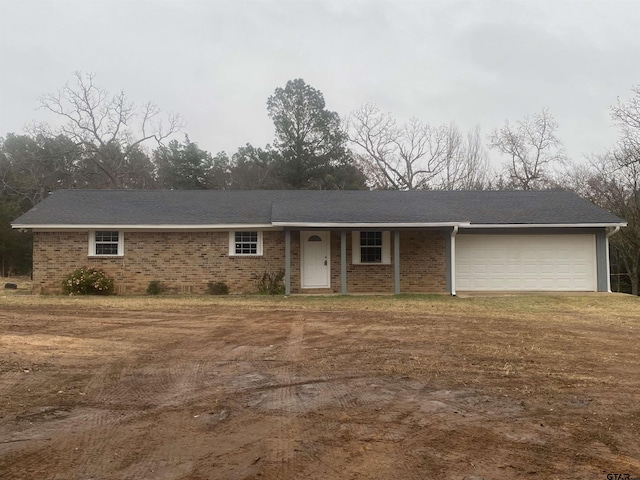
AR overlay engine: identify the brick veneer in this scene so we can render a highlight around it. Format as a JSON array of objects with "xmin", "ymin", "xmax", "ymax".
[
  {"xmin": 33, "ymin": 231, "xmax": 286, "ymax": 295},
  {"xmin": 345, "ymin": 231, "xmax": 446, "ymax": 293},
  {"xmin": 32, "ymin": 229, "xmax": 447, "ymax": 295}
]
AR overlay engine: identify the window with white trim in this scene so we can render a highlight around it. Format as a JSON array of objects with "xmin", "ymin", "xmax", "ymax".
[
  {"xmin": 360, "ymin": 231, "xmax": 382, "ymax": 262},
  {"xmin": 352, "ymin": 231, "xmax": 391, "ymax": 264},
  {"xmin": 229, "ymin": 231, "xmax": 263, "ymax": 256},
  {"xmin": 89, "ymin": 230, "xmax": 124, "ymax": 256}
]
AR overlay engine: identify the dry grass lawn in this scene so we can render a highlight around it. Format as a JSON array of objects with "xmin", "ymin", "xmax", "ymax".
[{"xmin": 1, "ymin": 290, "xmax": 639, "ymax": 479}]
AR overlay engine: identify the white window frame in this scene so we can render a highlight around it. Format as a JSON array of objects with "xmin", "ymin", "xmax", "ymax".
[
  {"xmin": 89, "ymin": 230, "xmax": 124, "ymax": 257},
  {"xmin": 352, "ymin": 231, "xmax": 390, "ymax": 264},
  {"xmin": 229, "ymin": 231, "xmax": 263, "ymax": 256}
]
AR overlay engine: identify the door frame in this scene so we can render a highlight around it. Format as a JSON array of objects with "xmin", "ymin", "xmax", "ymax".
[{"xmin": 300, "ymin": 231, "xmax": 331, "ymax": 288}]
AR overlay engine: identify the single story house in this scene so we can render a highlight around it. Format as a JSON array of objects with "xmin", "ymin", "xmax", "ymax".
[{"xmin": 12, "ymin": 189, "xmax": 626, "ymax": 295}]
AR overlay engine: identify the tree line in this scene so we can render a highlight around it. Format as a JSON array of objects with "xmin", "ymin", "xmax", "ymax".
[{"xmin": 1, "ymin": 73, "xmax": 639, "ymax": 294}]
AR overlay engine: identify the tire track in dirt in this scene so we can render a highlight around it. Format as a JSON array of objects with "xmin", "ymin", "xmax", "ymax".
[
  {"xmin": 88, "ymin": 351, "xmax": 202, "ymax": 409},
  {"xmin": 155, "ymin": 361, "xmax": 205, "ymax": 408},
  {"xmin": 249, "ymin": 315, "xmax": 377, "ymax": 478},
  {"xmin": 2, "ymin": 355, "xmax": 158, "ymax": 477},
  {"xmin": 0, "ymin": 369, "xmax": 48, "ymax": 401},
  {"xmin": 51, "ymin": 348, "xmax": 204, "ymax": 478},
  {"xmin": 0, "ymin": 370, "xmax": 27, "ymax": 406},
  {"xmin": 267, "ymin": 315, "xmax": 306, "ymax": 478},
  {"xmin": 81, "ymin": 342, "xmax": 231, "ymax": 479},
  {"xmin": 0, "ymin": 407, "xmax": 136, "ymax": 478},
  {"xmin": 288, "ymin": 319, "xmax": 441, "ymax": 479},
  {"xmin": 234, "ymin": 315, "xmax": 400, "ymax": 478}
]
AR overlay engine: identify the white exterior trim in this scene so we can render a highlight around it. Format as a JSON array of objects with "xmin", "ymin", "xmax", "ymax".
[
  {"xmin": 15, "ymin": 223, "xmax": 275, "ymax": 231},
  {"xmin": 352, "ymin": 231, "xmax": 391, "ymax": 265},
  {"xmin": 462, "ymin": 223, "xmax": 626, "ymax": 229},
  {"xmin": 228, "ymin": 230, "xmax": 264, "ymax": 256},
  {"xmin": 272, "ymin": 221, "xmax": 469, "ymax": 228},
  {"xmin": 14, "ymin": 221, "xmax": 626, "ymax": 231},
  {"xmin": 88, "ymin": 230, "xmax": 124, "ymax": 258},
  {"xmin": 450, "ymin": 226, "xmax": 458, "ymax": 296}
]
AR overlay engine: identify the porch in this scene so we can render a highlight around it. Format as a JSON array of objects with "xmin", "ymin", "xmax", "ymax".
[{"xmin": 282, "ymin": 229, "xmax": 450, "ymax": 295}]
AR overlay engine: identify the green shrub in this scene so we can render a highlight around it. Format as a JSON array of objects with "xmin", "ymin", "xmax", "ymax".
[
  {"xmin": 62, "ymin": 267, "xmax": 115, "ymax": 295},
  {"xmin": 256, "ymin": 270, "xmax": 285, "ymax": 295},
  {"xmin": 146, "ymin": 280, "xmax": 164, "ymax": 295},
  {"xmin": 207, "ymin": 281, "xmax": 229, "ymax": 295}
]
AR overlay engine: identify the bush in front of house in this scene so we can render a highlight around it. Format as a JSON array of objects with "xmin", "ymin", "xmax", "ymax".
[
  {"xmin": 256, "ymin": 270, "xmax": 285, "ymax": 295},
  {"xmin": 62, "ymin": 267, "xmax": 115, "ymax": 295},
  {"xmin": 146, "ymin": 280, "xmax": 165, "ymax": 295},
  {"xmin": 207, "ymin": 281, "xmax": 229, "ymax": 295}
]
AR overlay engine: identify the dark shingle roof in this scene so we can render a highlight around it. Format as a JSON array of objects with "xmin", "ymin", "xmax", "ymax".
[{"xmin": 12, "ymin": 189, "xmax": 624, "ymax": 227}]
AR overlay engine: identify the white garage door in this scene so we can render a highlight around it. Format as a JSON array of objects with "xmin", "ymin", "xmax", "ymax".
[{"xmin": 455, "ymin": 234, "xmax": 596, "ymax": 291}]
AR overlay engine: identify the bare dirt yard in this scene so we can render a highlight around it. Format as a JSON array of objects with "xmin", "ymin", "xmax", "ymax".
[{"xmin": 1, "ymin": 291, "xmax": 639, "ymax": 480}]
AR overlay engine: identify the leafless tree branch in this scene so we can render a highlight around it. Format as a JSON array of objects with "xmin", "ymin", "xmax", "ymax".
[
  {"xmin": 489, "ymin": 108, "xmax": 566, "ymax": 190},
  {"xmin": 38, "ymin": 71, "xmax": 184, "ymax": 188}
]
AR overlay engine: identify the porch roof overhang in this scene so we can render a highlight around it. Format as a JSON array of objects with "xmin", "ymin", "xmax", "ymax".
[{"xmin": 271, "ymin": 221, "xmax": 470, "ymax": 229}]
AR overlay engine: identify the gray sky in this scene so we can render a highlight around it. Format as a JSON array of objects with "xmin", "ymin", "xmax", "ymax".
[{"xmin": 1, "ymin": 0, "xmax": 640, "ymax": 168}]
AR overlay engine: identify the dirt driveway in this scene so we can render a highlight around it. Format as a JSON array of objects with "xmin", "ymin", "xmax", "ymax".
[{"xmin": 1, "ymin": 294, "xmax": 639, "ymax": 480}]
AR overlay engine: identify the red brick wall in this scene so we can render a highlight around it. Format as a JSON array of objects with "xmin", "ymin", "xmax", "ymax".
[
  {"xmin": 33, "ymin": 231, "xmax": 285, "ymax": 294},
  {"xmin": 344, "ymin": 231, "xmax": 446, "ymax": 293},
  {"xmin": 32, "ymin": 229, "xmax": 447, "ymax": 295}
]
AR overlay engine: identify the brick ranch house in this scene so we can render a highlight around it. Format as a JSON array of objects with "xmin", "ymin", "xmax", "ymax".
[{"xmin": 12, "ymin": 189, "xmax": 625, "ymax": 295}]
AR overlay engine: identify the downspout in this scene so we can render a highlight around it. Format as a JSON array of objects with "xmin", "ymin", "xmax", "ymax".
[
  {"xmin": 451, "ymin": 225, "xmax": 459, "ymax": 296},
  {"xmin": 606, "ymin": 226, "xmax": 621, "ymax": 293}
]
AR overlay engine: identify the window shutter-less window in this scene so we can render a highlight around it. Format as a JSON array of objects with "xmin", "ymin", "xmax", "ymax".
[{"xmin": 352, "ymin": 231, "xmax": 390, "ymax": 264}]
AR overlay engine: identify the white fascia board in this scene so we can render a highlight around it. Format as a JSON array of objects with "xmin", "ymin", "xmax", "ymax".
[
  {"xmin": 13, "ymin": 223, "xmax": 276, "ymax": 231},
  {"xmin": 271, "ymin": 222, "xmax": 471, "ymax": 228},
  {"xmin": 462, "ymin": 222, "xmax": 627, "ymax": 229}
]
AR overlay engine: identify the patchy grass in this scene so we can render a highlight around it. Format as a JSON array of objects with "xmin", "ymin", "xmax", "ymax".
[{"xmin": 2, "ymin": 290, "xmax": 639, "ymax": 324}]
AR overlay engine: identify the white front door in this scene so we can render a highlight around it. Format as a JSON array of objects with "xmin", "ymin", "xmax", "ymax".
[{"xmin": 301, "ymin": 231, "xmax": 330, "ymax": 288}]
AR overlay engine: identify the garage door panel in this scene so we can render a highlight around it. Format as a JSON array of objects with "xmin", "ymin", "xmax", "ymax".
[{"xmin": 455, "ymin": 235, "xmax": 596, "ymax": 291}]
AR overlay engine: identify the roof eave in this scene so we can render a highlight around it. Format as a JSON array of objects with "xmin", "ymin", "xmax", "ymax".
[
  {"xmin": 12, "ymin": 221, "xmax": 627, "ymax": 230},
  {"xmin": 270, "ymin": 221, "xmax": 471, "ymax": 228},
  {"xmin": 462, "ymin": 222, "xmax": 627, "ymax": 228},
  {"xmin": 12, "ymin": 223, "xmax": 275, "ymax": 230}
]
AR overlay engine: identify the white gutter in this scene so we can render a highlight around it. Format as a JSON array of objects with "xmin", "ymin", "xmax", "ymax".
[
  {"xmin": 12, "ymin": 223, "xmax": 274, "ymax": 231},
  {"xmin": 462, "ymin": 222, "xmax": 627, "ymax": 229},
  {"xmin": 14, "ymin": 221, "xmax": 627, "ymax": 230},
  {"xmin": 271, "ymin": 222, "xmax": 470, "ymax": 228},
  {"xmin": 606, "ymin": 226, "xmax": 622, "ymax": 238},
  {"xmin": 450, "ymin": 225, "xmax": 458, "ymax": 297},
  {"xmin": 606, "ymin": 226, "xmax": 622, "ymax": 293}
]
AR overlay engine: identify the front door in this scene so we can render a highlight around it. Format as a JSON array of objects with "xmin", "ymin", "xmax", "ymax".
[{"xmin": 301, "ymin": 231, "xmax": 330, "ymax": 288}]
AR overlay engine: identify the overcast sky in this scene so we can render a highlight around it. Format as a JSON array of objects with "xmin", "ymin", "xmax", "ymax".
[{"xmin": 1, "ymin": 0, "xmax": 640, "ymax": 168}]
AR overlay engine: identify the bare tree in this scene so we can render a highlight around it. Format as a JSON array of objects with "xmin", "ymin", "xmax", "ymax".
[
  {"xmin": 348, "ymin": 104, "xmax": 454, "ymax": 190},
  {"xmin": 433, "ymin": 125, "xmax": 490, "ymax": 190},
  {"xmin": 39, "ymin": 72, "xmax": 183, "ymax": 188},
  {"xmin": 349, "ymin": 104, "xmax": 489, "ymax": 190},
  {"xmin": 560, "ymin": 152, "xmax": 640, "ymax": 294},
  {"xmin": 611, "ymin": 85, "xmax": 640, "ymax": 163},
  {"xmin": 489, "ymin": 108, "xmax": 566, "ymax": 190}
]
